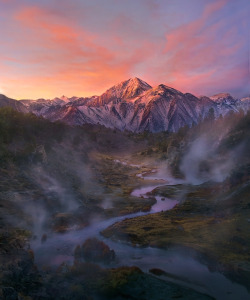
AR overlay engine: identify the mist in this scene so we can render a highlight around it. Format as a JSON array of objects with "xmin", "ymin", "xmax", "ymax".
[
  {"xmin": 2, "ymin": 108, "xmax": 249, "ymax": 300},
  {"xmin": 11, "ymin": 133, "xmax": 108, "ymax": 240},
  {"xmin": 180, "ymin": 113, "xmax": 248, "ymax": 185},
  {"xmin": 180, "ymin": 135, "xmax": 240, "ymax": 184}
]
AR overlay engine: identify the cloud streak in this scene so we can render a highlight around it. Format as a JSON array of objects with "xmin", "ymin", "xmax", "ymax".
[{"xmin": 0, "ymin": 0, "xmax": 249, "ymax": 99}]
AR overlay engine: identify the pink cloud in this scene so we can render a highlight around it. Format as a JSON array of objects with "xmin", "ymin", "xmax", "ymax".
[
  {"xmin": 0, "ymin": 7, "xmax": 124, "ymax": 97},
  {"xmin": 0, "ymin": 5, "xmax": 159, "ymax": 99},
  {"xmin": 145, "ymin": 0, "xmax": 247, "ymax": 96},
  {"xmin": 0, "ymin": 0, "xmax": 248, "ymax": 99}
]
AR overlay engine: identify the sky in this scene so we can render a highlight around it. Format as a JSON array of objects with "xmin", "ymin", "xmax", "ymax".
[{"xmin": 0, "ymin": 0, "xmax": 249, "ymax": 99}]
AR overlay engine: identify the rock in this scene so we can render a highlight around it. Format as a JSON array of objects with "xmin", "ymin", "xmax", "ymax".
[
  {"xmin": 41, "ymin": 234, "xmax": 47, "ymax": 243},
  {"xmin": 149, "ymin": 268, "xmax": 166, "ymax": 276},
  {"xmin": 74, "ymin": 238, "xmax": 115, "ymax": 264}
]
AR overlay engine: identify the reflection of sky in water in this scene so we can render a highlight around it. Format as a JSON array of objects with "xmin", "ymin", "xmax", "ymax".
[
  {"xmin": 131, "ymin": 183, "xmax": 178, "ymax": 213},
  {"xmin": 31, "ymin": 167, "xmax": 250, "ymax": 300},
  {"xmin": 131, "ymin": 184, "xmax": 163, "ymax": 197},
  {"xmin": 151, "ymin": 196, "xmax": 178, "ymax": 212}
]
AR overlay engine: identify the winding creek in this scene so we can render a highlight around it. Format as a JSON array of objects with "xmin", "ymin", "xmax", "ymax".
[{"xmin": 31, "ymin": 163, "xmax": 250, "ymax": 300}]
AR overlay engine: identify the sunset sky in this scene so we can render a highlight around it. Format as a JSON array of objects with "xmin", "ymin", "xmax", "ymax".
[{"xmin": 0, "ymin": 0, "xmax": 249, "ymax": 99}]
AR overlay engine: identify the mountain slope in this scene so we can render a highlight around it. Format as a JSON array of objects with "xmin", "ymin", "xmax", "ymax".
[
  {"xmin": 87, "ymin": 77, "xmax": 152, "ymax": 107},
  {"xmin": 0, "ymin": 94, "xmax": 28, "ymax": 113},
  {"xmin": 2, "ymin": 79, "xmax": 250, "ymax": 133}
]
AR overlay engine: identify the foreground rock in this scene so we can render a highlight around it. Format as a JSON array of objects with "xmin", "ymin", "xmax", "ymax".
[{"xmin": 74, "ymin": 238, "xmax": 116, "ymax": 264}]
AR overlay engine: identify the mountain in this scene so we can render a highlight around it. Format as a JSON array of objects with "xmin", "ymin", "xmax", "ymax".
[
  {"xmin": 241, "ymin": 96, "xmax": 250, "ymax": 102},
  {"xmin": 1, "ymin": 79, "xmax": 250, "ymax": 132},
  {"xmin": 0, "ymin": 94, "xmax": 28, "ymax": 113},
  {"xmin": 241, "ymin": 96, "xmax": 250, "ymax": 109},
  {"xmin": 20, "ymin": 98, "xmax": 61, "ymax": 116},
  {"xmin": 210, "ymin": 93, "xmax": 242, "ymax": 113},
  {"xmin": 87, "ymin": 77, "xmax": 152, "ymax": 107},
  {"xmin": 39, "ymin": 80, "xmax": 248, "ymax": 132},
  {"xmin": 20, "ymin": 95, "xmax": 81, "ymax": 116}
]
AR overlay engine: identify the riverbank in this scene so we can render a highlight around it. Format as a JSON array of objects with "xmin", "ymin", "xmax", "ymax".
[
  {"xmin": 102, "ymin": 179, "xmax": 250, "ymax": 292},
  {"xmin": 29, "ymin": 161, "xmax": 250, "ymax": 299}
]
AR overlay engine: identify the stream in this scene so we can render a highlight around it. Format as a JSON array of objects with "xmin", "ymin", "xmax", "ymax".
[{"xmin": 31, "ymin": 163, "xmax": 250, "ymax": 300}]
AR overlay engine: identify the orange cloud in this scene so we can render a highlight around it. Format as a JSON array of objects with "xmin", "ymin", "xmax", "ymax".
[
  {"xmin": 0, "ymin": 0, "xmax": 247, "ymax": 99},
  {"xmin": 0, "ymin": 5, "xmax": 158, "ymax": 99}
]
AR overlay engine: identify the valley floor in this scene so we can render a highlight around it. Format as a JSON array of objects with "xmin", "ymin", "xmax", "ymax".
[{"xmin": 1, "ymin": 108, "xmax": 250, "ymax": 299}]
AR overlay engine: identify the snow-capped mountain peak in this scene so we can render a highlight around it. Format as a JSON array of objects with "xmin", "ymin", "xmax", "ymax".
[
  {"xmin": 210, "ymin": 93, "xmax": 235, "ymax": 103},
  {"xmin": 2, "ymin": 78, "xmax": 249, "ymax": 133},
  {"xmin": 87, "ymin": 77, "xmax": 152, "ymax": 107},
  {"xmin": 59, "ymin": 95, "xmax": 70, "ymax": 102}
]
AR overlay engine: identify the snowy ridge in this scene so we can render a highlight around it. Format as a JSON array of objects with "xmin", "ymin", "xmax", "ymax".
[{"xmin": 1, "ymin": 78, "xmax": 250, "ymax": 132}]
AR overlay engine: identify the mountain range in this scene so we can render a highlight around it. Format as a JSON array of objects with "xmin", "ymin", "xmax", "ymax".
[{"xmin": 1, "ymin": 77, "xmax": 249, "ymax": 132}]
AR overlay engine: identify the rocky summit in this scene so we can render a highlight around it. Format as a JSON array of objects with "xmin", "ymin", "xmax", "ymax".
[{"xmin": 1, "ymin": 78, "xmax": 249, "ymax": 132}]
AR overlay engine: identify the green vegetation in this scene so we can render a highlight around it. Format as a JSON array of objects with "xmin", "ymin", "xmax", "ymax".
[
  {"xmin": 0, "ymin": 107, "xmax": 155, "ymax": 233},
  {"xmin": 1, "ymin": 259, "xmax": 213, "ymax": 299},
  {"xmin": 1, "ymin": 107, "xmax": 250, "ymax": 298},
  {"xmin": 102, "ymin": 111, "xmax": 250, "ymax": 288},
  {"xmin": 102, "ymin": 181, "xmax": 250, "ymax": 264}
]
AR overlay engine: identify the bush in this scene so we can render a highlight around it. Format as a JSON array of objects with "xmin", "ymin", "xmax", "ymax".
[{"xmin": 74, "ymin": 238, "xmax": 115, "ymax": 263}]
